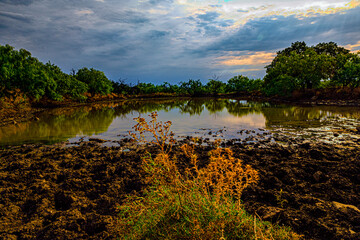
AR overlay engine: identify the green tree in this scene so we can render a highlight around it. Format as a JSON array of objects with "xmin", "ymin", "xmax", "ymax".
[
  {"xmin": 313, "ymin": 42, "xmax": 350, "ymax": 57},
  {"xmin": 0, "ymin": 44, "xmax": 90, "ymax": 100},
  {"xmin": 45, "ymin": 63, "xmax": 88, "ymax": 100},
  {"xmin": 332, "ymin": 53, "xmax": 360, "ymax": 87},
  {"xmin": 226, "ymin": 75, "xmax": 263, "ymax": 93},
  {"xmin": 76, "ymin": 67, "xmax": 113, "ymax": 95},
  {"xmin": 265, "ymin": 41, "xmax": 308, "ymax": 71},
  {"xmin": 179, "ymin": 79, "xmax": 205, "ymax": 96},
  {"xmin": 226, "ymin": 75, "xmax": 251, "ymax": 92},
  {"xmin": 206, "ymin": 79, "xmax": 226, "ymax": 95},
  {"xmin": 263, "ymin": 42, "xmax": 354, "ymax": 96}
]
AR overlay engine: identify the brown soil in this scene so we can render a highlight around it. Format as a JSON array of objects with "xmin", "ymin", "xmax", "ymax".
[{"xmin": 1, "ymin": 137, "xmax": 359, "ymax": 239}]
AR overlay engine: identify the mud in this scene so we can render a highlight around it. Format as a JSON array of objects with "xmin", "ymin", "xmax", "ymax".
[{"xmin": 1, "ymin": 134, "xmax": 359, "ymax": 240}]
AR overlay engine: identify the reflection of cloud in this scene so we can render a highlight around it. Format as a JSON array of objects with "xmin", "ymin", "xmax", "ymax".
[
  {"xmin": 216, "ymin": 51, "xmax": 275, "ymax": 66},
  {"xmin": 222, "ymin": 114, "xmax": 266, "ymax": 128}
]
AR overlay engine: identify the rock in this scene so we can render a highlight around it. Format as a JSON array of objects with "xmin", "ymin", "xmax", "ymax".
[
  {"xmin": 89, "ymin": 138, "xmax": 107, "ymax": 143},
  {"xmin": 313, "ymin": 171, "xmax": 325, "ymax": 182},
  {"xmin": 300, "ymin": 141, "xmax": 311, "ymax": 149},
  {"xmin": 332, "ymin": 201, "xmax": 360, "ymax": 214},
  {"xmin": 257, "ymin": 206, "xmax": 283, "ymax": 221},
  {"xmin": 356, "ymin": 127, "xmax": 360, "ymax": 133}
]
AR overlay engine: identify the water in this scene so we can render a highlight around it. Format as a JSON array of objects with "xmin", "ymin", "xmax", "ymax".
[{"xmin": 1, "ymin": 98, "xmax": 360, "ymax": 146}]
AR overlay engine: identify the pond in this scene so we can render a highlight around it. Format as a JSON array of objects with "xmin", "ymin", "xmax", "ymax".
[{"xmin": 1, "ymin": 98, "xmax": 360, "ymax": 146}]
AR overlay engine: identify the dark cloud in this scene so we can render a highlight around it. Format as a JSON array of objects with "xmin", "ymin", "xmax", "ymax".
[
  {"xmin": 101, "ymin": 10, "xmax": 150, "ymax": 24},
  {"xmin": 0, "ymin": 0, "xmax": 34, "ymax": 5},
  {"xmin": 0, "ymin": 23, "xmax": 7, "ymax": 30},
  {"xmin": 197, "ymin": 11, "xmax": 220, "ymax": 22},
  {"xmin": 188, "ymin": 11, "xmax": 234, "ymax": 36},
  {"xmin": 147, "ymin": 30, "xmax": 170, "ymax": 39},
  {"xmin": 147, "ymin": 0, "xmax": 173, "ymax": 5},
  {"xmin": 209, "ymin": 5, "xmax": 222, "ymax": 8},
  {"xmin": 0, "ymin": 11, "xmax": 31, "ymax": 22},
  {"xmin": 201, "ymin": 7, "xmax": 360, "ymax": 54}
]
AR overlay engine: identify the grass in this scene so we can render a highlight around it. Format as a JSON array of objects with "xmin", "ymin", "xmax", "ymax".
[{"xmin": 118, "ymin": 112, "xmax": 302, "ymax": 239}]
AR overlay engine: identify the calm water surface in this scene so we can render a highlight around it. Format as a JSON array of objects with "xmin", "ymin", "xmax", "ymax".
[{"xmin": 1, "ymin": 98, "xmax": 360, "ymax": 146}]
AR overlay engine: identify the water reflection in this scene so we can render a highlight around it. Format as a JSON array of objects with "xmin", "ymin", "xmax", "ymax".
[{"xmin": 1, "ymin": 98, "xmax": 359, "ymax": 145}]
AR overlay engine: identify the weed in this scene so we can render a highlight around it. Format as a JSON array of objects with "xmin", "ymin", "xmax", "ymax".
[
  {"xmin": 129, "ymin": 112, "xmax": 175, "ymax": 154},
  {"xmin": 119, "ymin": 112, "xmax": 301, "ymax": 239},
  {"xmin": 275, "ymin": 189, "xmax": 288, "ymax": 208}
]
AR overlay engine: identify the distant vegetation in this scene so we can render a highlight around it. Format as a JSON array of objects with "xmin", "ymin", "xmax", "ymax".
[{"xmin": 1, "ymin": 42, "xmax": 359, "ymax": 101}]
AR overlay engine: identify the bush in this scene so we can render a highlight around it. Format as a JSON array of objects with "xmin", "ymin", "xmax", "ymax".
[
  {"xmin": 76, "ymin": 67, "xmax": 113, "ymax": 95},
  {"xmin": 179, "ymin": 79, "xmax": 206, "ymax": 96},
  {"xmin": 0, "ymin": 44, "xmax": 89, "ymax": 100},
  {"xmin": 263, "ymin": 75, "xmax": 297, "ymax": 97},
  {"xmin": 119, "ymin": 112, "xmax": 301, "ymax": 239}
]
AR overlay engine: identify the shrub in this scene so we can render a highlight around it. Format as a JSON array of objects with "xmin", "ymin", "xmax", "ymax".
[
  {"xmin": 76, "ymin": 67, "xmax": 113, "ymax": 95},
  {"xmin": 118, "ymin": 112, "xmax": 301, "ymax": 239}
]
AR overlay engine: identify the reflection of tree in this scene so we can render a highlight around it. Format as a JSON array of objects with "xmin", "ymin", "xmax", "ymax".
[
  {"xmin": 262, "ymin": 106, "xmax": 360, "ymax": 129},
  {"xmin": 2, "ymin": 98, "xmax": 360, "ymax": 145},
  {"xmin": 178, "ymin": 99, "xmax": 205, "ymax": 116},
  {"xmin": 0, "ymin": 108, "xmax": 116, "ymax": 145},
  {"xmin": 204, "ymin": 99, "xmax": 226, "ymax": 114},
  {"xmin": 112, "ymin": 99, "xmax": 185, "ymax": 116},
  {"xmin": 225, "ymin": 100, "xmax": 263, "ymax": 117}
]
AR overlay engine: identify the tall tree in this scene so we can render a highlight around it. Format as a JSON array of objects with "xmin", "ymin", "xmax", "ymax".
[{"xmin": 76, "ymin": 67, "xmax": 113, "ymax": 95}]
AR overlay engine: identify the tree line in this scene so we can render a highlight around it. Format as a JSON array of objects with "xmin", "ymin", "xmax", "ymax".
[
  {"xmin": 1, "ymin": 42, "xmax": 359, "ymax": 101},
  {"xmin": 0, "ymin": 44, "xmax": 113, "ymax": 101},
  {"xmin": 264, "ymin": 41, "xmax": 360, "ymax": 96}
]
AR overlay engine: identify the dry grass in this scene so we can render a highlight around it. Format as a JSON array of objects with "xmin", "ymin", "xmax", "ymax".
[{"xmin": 118, "ymin": 112, "xmax": 302, "ymax": 240}]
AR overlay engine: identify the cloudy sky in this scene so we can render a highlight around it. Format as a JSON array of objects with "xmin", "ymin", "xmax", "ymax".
[{"xmin": 1, "ymin": 0, "xmax": 360, "ymax": 84}]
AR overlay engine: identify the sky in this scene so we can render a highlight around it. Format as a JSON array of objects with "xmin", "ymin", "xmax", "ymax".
[{"xmin": 1, "ymin": 0, "xmax": 360, "ymax": 84}]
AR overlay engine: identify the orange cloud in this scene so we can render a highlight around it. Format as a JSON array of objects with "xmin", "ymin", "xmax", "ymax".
[
  {"xmin": 75, "ymin": 9, "xmax": 94, "ymax": 15},
  {"xmin": 216, "ymin": 52, "xmax": 276, "ymax": 66},
  {"xmin": 259, "ymin": 1, "xmax": 360, "ymax": 20},
  {"xmin": 182, "ymin": 1, "xmax": 360, "ymax": 29},
  {"xmin": 348, "ymin": 0, "xmax": 360, "ymax": 8},
  {"xmin": 343, "ymin": 41, "xmax": 360, "ymax": 52},
  {"xmin": 231, "ymin": 68, "xmax": 263, "ymax": 73}
]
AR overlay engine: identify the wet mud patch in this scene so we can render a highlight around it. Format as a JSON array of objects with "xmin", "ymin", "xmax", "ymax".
[
  {"xmin": 0, "ymin": 141, "xmax": 154, "ymax": 239},
  {"xmin": 0, "ymin": 138, "xmax": 359, "ymax": 239},
  {"xmin": 233, "ymin": 140, "xmax": 360, "ymax": 240}
]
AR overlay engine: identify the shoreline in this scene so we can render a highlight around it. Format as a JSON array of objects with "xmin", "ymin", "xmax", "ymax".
[{"xmin": 1, "ymin": 91, "xmax": 360, "ymax": 128}]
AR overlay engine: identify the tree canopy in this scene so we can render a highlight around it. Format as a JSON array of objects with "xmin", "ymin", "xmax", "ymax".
[{"xmin": 264, "ymin": 41, "xmax": 360, "ymax": 96}]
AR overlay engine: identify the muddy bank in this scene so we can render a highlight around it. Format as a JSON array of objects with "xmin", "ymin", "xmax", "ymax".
[
  {"xmin": 0, "ymin": 136, "xmax": 359, "ymax": 239},
  {"xmin": 0, "ymin": 94, "xmax": 192, "ymax": 128}
]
